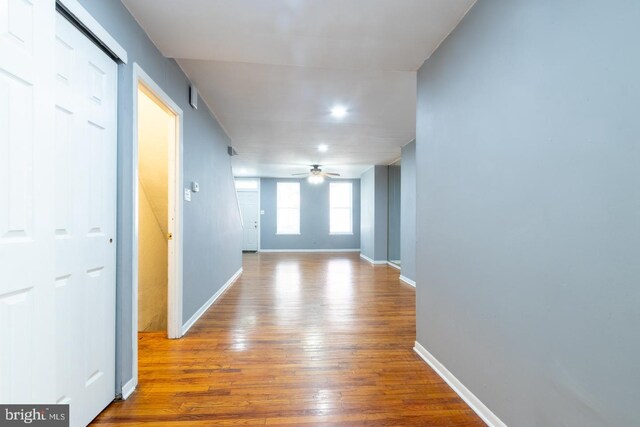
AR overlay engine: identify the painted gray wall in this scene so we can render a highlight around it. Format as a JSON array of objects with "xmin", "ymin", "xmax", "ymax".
[
  {"xmin": 400, "ymin": 140, "xmax": 416, "ymax": 281},
  {"xmin": 416, "ymin": 1, "xmax": 640, "ymax": 425},
  {"xmin": 77, "ymin": 0, "xmax": 242, "ymax": 393},
  {"xmin": 260, "ymin": 178, "xmax": 361, "ymax": 250},
  {"xmin": 387, "ymin": 164, "xmax": 401, "ymax": 262},
  {"xmin": 360, "ymin": 168, "xmax": 375, "ymax": 259},
  {"xmin": 373, "ymin": 166, "xmax": 389, "ymax": 261},
  {"xmin": 360, "ymin": 166, "xmax": 389, "ymax": 261}
]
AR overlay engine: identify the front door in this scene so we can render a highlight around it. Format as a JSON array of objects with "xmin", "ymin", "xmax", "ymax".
[{"xmin": 238, "ymin": 191, "xmax": 259, "ymax": 251}]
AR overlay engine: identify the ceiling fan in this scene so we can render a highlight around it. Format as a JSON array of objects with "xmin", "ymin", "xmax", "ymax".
[{"xmin": 292, "ymin": 164, "xmax": 340, "ymax": 184}]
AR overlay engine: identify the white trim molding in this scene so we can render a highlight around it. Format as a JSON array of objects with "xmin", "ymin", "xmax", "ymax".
[
  {"xmin": 399, "ymin": 275, "xmax": 416, "ymax": 287},
  {"xmin": 260, "ymin": 249, "xmax": 360, "ymax": 253},
  {"xmin": 414, "ymin": 341, "xmax": 507, "ymax": 427},
  {"xmin": 131, "ymin": 63, "xmax": 185, "ymax": 391},
  {"xmin": 121, "ymin": 378, "xmax": 136, "ymax": 400},
  {"xmin": 56, "ymin": 0, "xmax": 128, "ymax": 63},
  {"xmin": 387, "ymin": 261, "xmax": 401, "ymax": 270},
  {"xmin": 360, "ymin": 253, "xmax": 388, "ymax": 265},
  {"xmin": 182, "ymin": 268, "xmax": 243, "ymax": 336}
]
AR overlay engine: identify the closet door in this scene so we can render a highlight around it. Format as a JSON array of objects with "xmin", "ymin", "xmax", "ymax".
[
  {"xmin": 54, "ymin": 12, "xmax": 117, "ymax": 427},
  {"xmin": 0, "ymin": 0, "xmax": 57, "ymax": 405}
]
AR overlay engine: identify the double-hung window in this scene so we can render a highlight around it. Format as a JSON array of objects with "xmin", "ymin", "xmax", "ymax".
[
  {"xmin": 330, "ymin": 182, "xmax": 353, "ymax": 234},
  {"xmin": 276, "ymin": 182, "xmax": 300, "ymax": 234}
]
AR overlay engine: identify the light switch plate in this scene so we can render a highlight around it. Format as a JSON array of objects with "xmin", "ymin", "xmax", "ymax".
[
  {"xmin": 184, "ymin": 188, "xmax": 191, "ymax": 201},
  {"xmin": 192, "ymin": 181, "xmax": 199, "ymax": 192},
  {"xmin": 260, "ymin": 210, "xmax": 265, "ymax": 215}
]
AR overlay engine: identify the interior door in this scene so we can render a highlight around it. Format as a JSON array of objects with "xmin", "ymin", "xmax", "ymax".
[
  {"xmin": 54, "ymin": 13, "xmax": 117, "ymax": 427},
  {"xmin": 0, "ymin": 0, "xmax": 56, "ymax": 405},
  {"xmin": 238, "ymin": 191, "xmax": 259, "ymax": 251},
  {"xmin": 0, "ymin": 4, "xmax": 117, "ymax": 424}
]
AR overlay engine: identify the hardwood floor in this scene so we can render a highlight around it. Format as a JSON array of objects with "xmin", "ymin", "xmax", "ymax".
[{"xmin": 93, "ymin": 253, "xmax": 483, "ymax": 426}]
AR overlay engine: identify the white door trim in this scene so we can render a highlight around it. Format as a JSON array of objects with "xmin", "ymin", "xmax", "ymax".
[
  {"xmin": 131, "ymin": 63, "xmax": 184, "ymax": 395},
  {"xmin": 55, "ymin": 0, "xmax": 127, "ymax": 63}
]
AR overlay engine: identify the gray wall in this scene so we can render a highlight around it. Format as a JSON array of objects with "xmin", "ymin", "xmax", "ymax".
[
  {"xmin": 387, "ymin": 164, "xmax": 401, "ymax": 262},
  {"xmin": 360, "ymin": 166, "xmax": 388, "ymax": 261},
  {"xmin": 373, "ymin": 166, "xmax": 389, "ymax": 261},
  {"xmin": 77, "ymin": 0, "xmax": 242, "ymax": 393},
  {"xmin": 260, "ymin": 178, "xmax": 361, "ymax": 250},
  {"xmin": 400, "ymin": 140, "xmax": 416, "ymax": 281},
  {"xmin": 360, "ymin": 168, "xmax": 375, "ymax": 259},
  {"xmin": 416, "ymin": 1, "xmax": 640, "ymax": 426}
]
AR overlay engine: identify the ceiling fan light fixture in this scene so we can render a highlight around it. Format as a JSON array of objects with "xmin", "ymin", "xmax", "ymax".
[
  {"xmin": 330, "ymin": 105, "xmax": 347, "ymax": 119},
  {"xmin": 308, "ymin": 175, "xmax": 324, "ymax": 185}
]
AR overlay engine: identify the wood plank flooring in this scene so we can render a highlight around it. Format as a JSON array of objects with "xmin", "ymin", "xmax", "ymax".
[{"xmin": 93, "ymin": 252, "xmax": 483, "ymax": 426}]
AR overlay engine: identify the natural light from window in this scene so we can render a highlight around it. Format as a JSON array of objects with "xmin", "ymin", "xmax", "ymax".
[
  {"xmin": 277, "ymin": 182, "xmax": 300, "ymax": 234},
  {"xmin": 235, "ymin": 179, "xmax": 258, "ymax": 190},
  {"xmin": 330, "ymin": 182, "xmax": 352, "ymax": 234}
]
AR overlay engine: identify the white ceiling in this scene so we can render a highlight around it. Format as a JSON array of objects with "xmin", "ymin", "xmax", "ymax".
[{"xmin": 122, "ymin": 0, "xmax": 475, "ymax": 178}]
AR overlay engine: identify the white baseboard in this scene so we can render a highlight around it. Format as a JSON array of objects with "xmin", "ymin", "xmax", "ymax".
[
  {"xmin": 121, "ymin": 378, "xmax": 136, "ymax": 400},
  {"xmin": 399, "ymin": 275, "xmax": 416, "ymax": 287},
  {"xmin": 181, "ymin": 267, "xmax": 243, "ymax": 335},
  {"xmin": 387, "ymin": 261, "xmax": 401, "ymax": 270},
  {"xmin": 259, "ymin": 248, "xmax": 360, "ymax": 253},
  {"xmin": 359, "ymin": 253, "xmax": 387, "ymax": 265},
  {"xmin": 414, "ymin": 341, "xmax": 506, "ymax": 427}
]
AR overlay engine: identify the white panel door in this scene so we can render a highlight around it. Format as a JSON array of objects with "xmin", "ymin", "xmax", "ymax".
[
  {"xmin": 0, "ymin": 0, "xmax": 56, "ymax": 404},
  {"xmin": 1, "ymin": 5, "xmax": 117, "ymax": 424},
  {"xmin": 238, "ymin": 191, "xmax": 259, "ymax": 251},
  {"xmin": 54, "ymin": 13, "xmax": 117, "ymax": 427}
]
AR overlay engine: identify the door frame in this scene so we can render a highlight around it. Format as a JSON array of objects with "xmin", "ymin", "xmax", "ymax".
[
  {"xmin": 132, "ymin": 64, "xmax": 184, "ymax": 388},
  {"xmin": 235, "ymin": 178, "xmax": 261, "ymax": 251}
]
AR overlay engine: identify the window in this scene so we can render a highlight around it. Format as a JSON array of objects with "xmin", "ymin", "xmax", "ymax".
[
  {"xmin": 330, "ymin": 182, "xmax": 353, "ymax": 234},
  {"xmin": 277, "ymin": 182, "xmax": 300, "ymax": 234},
  {"xmin": 235, "ymin": 179, "xmax": 258, "ymax": 190}
]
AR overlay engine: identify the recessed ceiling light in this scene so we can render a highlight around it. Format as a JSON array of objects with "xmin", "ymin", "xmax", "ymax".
[
  {"xmin": 318, "ymin": 144, "xmax": 328, "ymax": 152},
  {"xmin": 330, "ymin": 105, "xmax": 348, "ymax": 119}
]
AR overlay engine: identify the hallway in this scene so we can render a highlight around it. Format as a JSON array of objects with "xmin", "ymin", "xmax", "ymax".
[{"xmin": 94, "ymin": 253, "xmax": 482, "ymax": 425}]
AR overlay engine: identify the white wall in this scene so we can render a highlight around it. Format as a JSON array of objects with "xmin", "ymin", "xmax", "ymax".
[{"xmin": 137, "ymin": 181, "xmax": 167, "ymax": 331}]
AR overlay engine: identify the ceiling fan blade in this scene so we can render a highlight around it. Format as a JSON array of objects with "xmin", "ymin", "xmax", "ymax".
[
  {"xmin": 291, "ymin": 173, "xmax": 310, "ymax": 176},
  {"xmin": 324, "ymin": 172, "xmax": 341, "ymax": 176}
]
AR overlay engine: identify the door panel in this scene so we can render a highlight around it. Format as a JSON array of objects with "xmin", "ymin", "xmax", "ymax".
[
  {"xmin": 238, "ymin": 191, "xmax": 259, "ymax": 251},
  {"xmin": 54, "ymin": 13, "xmax": 117, "ymax": 427},
  {"xmin": 0, "ymin": 0, "xmax": 56, "ymax": 404},
  {"xmin": 0, "ymin": 5, "xmax": 117, "ymax": 423}
]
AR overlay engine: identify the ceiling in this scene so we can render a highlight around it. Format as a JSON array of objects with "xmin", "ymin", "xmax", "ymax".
[{"xmin": 122, "ymin": 0, "xmax": 475, "ymax": 178}]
